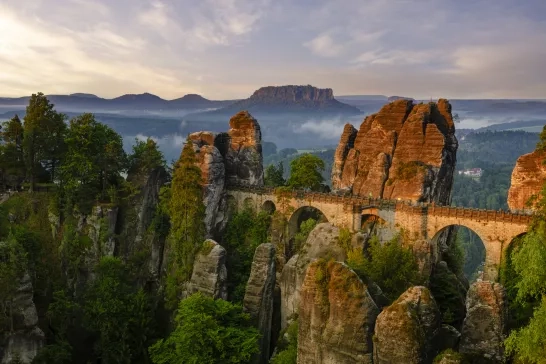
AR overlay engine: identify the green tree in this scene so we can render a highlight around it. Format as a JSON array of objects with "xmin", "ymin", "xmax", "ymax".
[
  {"xmin": 287, "ymin": 153, "xmax": 325, "ymax": 190},
  {"xmin": 0, "ymin": 115, "xmax": 25, "ymax": 189},
  {"xmin": 23, "ymin": 93, "xmax": 67, "ymax": 190},
  {"xmin": 127, "ymin": 137, "xmax": 166, "ymax": 175},
  {"xmin": 0, "ymin": 236, "xmax": 28, "ymax": 332},
  {"xmin": 224, "ymin": 209, "xmax": 271, "ymax": 302},
  {"xmin": 265, "ymin": 162, "xmax": 285, "ymax": 187},
  {"xmin": 271, "ymin": 320, "xmax": 298, "ymax": 364},
  {"xmin": 293, "ymin": 218, "xmax": 317, "ymax": 253},
  {"xmin": 148, "ymin": 293, "xmax": 260, "ymax": 364},
  {"xmin": 60, "ymin": 113, "xmax": 126, "ymax": 212},
  {"xmin": 347, "ymin": 235, "xmax": 420, "ymax": 302},
  {"xmin": 165, "ymin": 139, "xmax": 206, "ymax": 307},
  {"xmin": 83, "ymin": 256, "xmax": 154, "ymax": 363}
]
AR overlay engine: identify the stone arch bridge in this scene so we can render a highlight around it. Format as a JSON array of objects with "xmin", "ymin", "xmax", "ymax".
[{"xmin": 226, "ymin": 184, "xmax": 532, "ymax": 281}]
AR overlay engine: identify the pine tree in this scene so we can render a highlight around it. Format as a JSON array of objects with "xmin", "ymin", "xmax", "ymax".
[{"xmin": 166, "ymin": 139, "xmax": 206, "ymax": 307}]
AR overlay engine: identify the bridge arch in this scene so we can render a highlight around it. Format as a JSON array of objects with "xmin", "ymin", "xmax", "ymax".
[
  {"xmin": 288, "ymin": 206, "xmax": 328, "ymax": 247},
  {"xmin": 243, "ymin": 197, "xmax": 255, "ymax": 211},
  {"xmin": 430, "ymin": 225, "xmax": 486, "ymax": 281},
  {"xmin": 261, "ymin": 200, "xmax": 276, "ymax": 215}
]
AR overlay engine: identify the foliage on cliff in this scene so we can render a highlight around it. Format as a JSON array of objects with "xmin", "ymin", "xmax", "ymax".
[
  {"xmin": 504, "ymin": 151, "xmax": 546, "ymax": 362},
  {"xmin": 165, "ymin": 139, "xmax": 206, "ymax": 308},
  {"xmin": 148, "ymin": 292, "xmax": 259, "ymax": 364},
  {"xmin": 347, "ymin": 235, "xmax": 420, "ymax": 302},
  {"xmin": 224, "ymin": 208, "xmax": 271, "ymax": 302}
]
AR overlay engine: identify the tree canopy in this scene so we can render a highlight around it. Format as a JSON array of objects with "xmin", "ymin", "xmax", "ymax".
[
  {"xmin": 148, "ymin": 292, "xmax": 260, "ymax": 364},
  {"xmin": 287, "ymin": 153, "xmax": 325, "ymax": 191},
  {"xmin": 165, "ymin": 139, "xmax": 206, "ymax": 308}
]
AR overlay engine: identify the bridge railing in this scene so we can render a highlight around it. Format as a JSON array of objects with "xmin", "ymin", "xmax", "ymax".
[{"xmin": 226, "ymin": 182, "xmax": 533, "ymax": 222}]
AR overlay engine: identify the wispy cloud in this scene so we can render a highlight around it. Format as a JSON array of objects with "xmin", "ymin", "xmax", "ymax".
[{"xmin": 0, "ymin": 0, "xmax": 546, "ymax": 99}]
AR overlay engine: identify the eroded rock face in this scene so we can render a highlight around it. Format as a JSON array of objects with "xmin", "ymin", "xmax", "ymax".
[
  {"xmin": 507, "ymin": 149, "xmax": 546, "ymax": 211},
  {"xmin": 297, "ymin": 260, "xmax": 379, "ymax": 364},
  {"xmin": 332, "ymin": 99, "xmax": 457, "ymax": 204},
  {"xmin": 190, "ymin": 134, "xmax": 226, "ymax": 238},
  {"xmin": 243, "ymin": 243, "xmax": 276, "ymax": 364},
  {"xmin": 374, "ymin": 286, "xmax": 441, "ymax": 364},
  {"xmin": 279, "ymin": 223, "xmax": 346, "ymax": 329},
  {"xmin": 1, "ymin": 273, "xmax": 44, "ymax": 364},
  {"xmin": 331, "ymin": 124, "xmax": 358, "ymax": 190},
  {"xmin": 225, "ymin": 111, "xmax": 263, "ymax": 186},
  {"xmin": 460, "ymin": 281, "xmax": 506, "ymax": 362},
  {"xmin": 186, "ymin": 240, "xmax": 228, "ymax": 300}
]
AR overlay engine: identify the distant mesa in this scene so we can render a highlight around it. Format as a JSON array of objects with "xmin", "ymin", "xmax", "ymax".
[
  {"xmin": 186, "ymin": 85, "xmax": 361, "ymax": 121},
  {"xmin": 388, "ymin": 95, "xmax": 415, "ymax": 102}
]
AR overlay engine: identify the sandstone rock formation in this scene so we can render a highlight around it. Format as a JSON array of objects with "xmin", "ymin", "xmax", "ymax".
[
  {"xmin": 1, "ymin": 273, "xmax": 44, "ymax": 364},
  {"xmin": 374, "ymin": 286, "xmax": 441, "ymax": 364},
  {"xmin": 243, "ymin": 243, "xmax": 276, "ymax": 364},
  {"xmin": 189, "ymin": 111, "xmax": 264, "ymax": 237},
  {"xmin": 507, "ymin": 149, "xmax": 546, "ymax": 211},
  {"xmin": 280, "ymin": 223, "xmax": 346, "ymax": 329},
  {"xmin": 297, "ymin": 260, "xmax": 379, "ymax": 364},
  {"xmin": 185, "ymin": 240, "xmax": 228, "ymax": 300},
  {"xmin": 332, "ymin": 99, "xmax": 457, "ymax": 204},
  {"xmin": 190, "ymin": 133, "xmax": 226, "ymax": 237},
  {"xmin": 225, "ymin": 111, "xmax": 264, "ymax": 186},
  {"xmin": 460, "ymin": 281, "xmax": 506, "ymax": 362}
]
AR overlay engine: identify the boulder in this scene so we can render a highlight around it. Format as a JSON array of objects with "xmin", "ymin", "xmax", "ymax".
[
  {"xmin": 332, "ymin": 99, "xmax": 457, "ymax": 205},
  {"xmin": 225, "ymin": 111, "xmax": 264, "ymax": 186},
  {"xmin": 1, "ymin": 273, "xmax": 44, "ymax": 364},
  {"xmin": 507, "ymin": 149, "xmax": 546, "ymax": 211},
  {"xmin": 460, "ymin": 281, "xmax": 506, "ymax": 362},
  {"xmin": 374, "ymin": 286, "xmax": 441, "ymax": 364},
  {"xmin": 185, "ymin": 240, "xmax": 228, "ymax": 300},
  {"xmin": 279, "ymin": 223, "xmax": 346, "ymax": 329},
  {"xmin": 297, "ymin": 260, "xmax": 379, "ymax": 364},
  {"xmin": 243, "ymin": 243, "xmax": 276, "ymax": 364}
]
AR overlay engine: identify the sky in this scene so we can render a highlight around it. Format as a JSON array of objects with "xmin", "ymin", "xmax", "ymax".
[{"xmin": 1, "ymin": 0, "xmax": 546, "ymax": 100}]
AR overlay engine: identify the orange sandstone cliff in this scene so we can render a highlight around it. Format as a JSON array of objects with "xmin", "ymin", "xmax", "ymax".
[
  {"xmin": 331, "ymin": 99, "xmax": 458, "ymax": 204},
  {"xmin": 507, "ymin": 149, "xmax": 546, "ymax": 211}
]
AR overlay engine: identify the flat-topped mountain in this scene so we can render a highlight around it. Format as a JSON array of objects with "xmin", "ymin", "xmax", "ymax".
[{"xmin": 185, "ymin": 85, "xmax": 361, "ymax": 121}]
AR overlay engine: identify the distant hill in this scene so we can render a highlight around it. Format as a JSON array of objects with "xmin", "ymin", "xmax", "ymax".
[
  {"xmin": 337, "ymin": 95, "xmax": 388, "ymax": 101},
  {"xmin": 0, "ymin": 92, "xmax": 236, "ymax": 112},
  {"xmin": 186, "ymin": 85, "xmax": 361, "ymax": 121}
]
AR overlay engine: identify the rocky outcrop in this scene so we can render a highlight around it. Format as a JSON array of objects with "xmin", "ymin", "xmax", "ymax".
[
  {"xmin": 374, "ymin": 286, "xmax": 441, "ymax": 364},
  {"xmin": 190, "ymin": 133, "xmax": 226, "ymax": 237},
  {"xmin": 189, "ymin": 112, "xmax": 264, "ymax": 237},
  {"xmin": 1, "ymin": 273, "xmax": 44, "ymax": 364},
  {"xmin": 280, "ymin": 223, "xmax": 346, "ymax": 329},
  {"xmin": 85, "ymin": 205, "xmax": 118, "ymax": 259},
  {"xmin": 243, "ymin": 244, "xmax": 276, "ymax": 364},
  {"xmin": 185, "ymin": 240, "xmax": 228, "ymax": 300},
  {"xmin": 507, "ymin": 149, "xmax": 546, "ymax": 211},
  {"xmin": 225, "ymin": 111, "xmax": 263, "ymax": 186},
  {"xmin": 331, "ymin": 124, "xmax": 358, "ymax": 191},
  {"xmin": 332, "ymin": 99, "xmax": 457, "ymax": 204},
  {"xmin": 118, "ymin": 166, "xmax": 169, "ymax": 281},
  {"xmin": 460, "ymin": 281, "xmax": 506, "ymax": 362},
  {"xmin": 297, "ymin": 260, "xmax": 379, "ymax": 364}
]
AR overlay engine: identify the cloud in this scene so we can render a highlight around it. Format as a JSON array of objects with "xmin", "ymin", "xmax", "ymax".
[
  {"xmin": 1, "ymin": 0, "xmax": 546, "ymax": 99},
  {"xmin": 304, "ymin": 34, "xmax": 344, "ymax": 57},
  {"xmin": 293, "ymin": 118, "xmax": 347, "ymax": 140}
]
